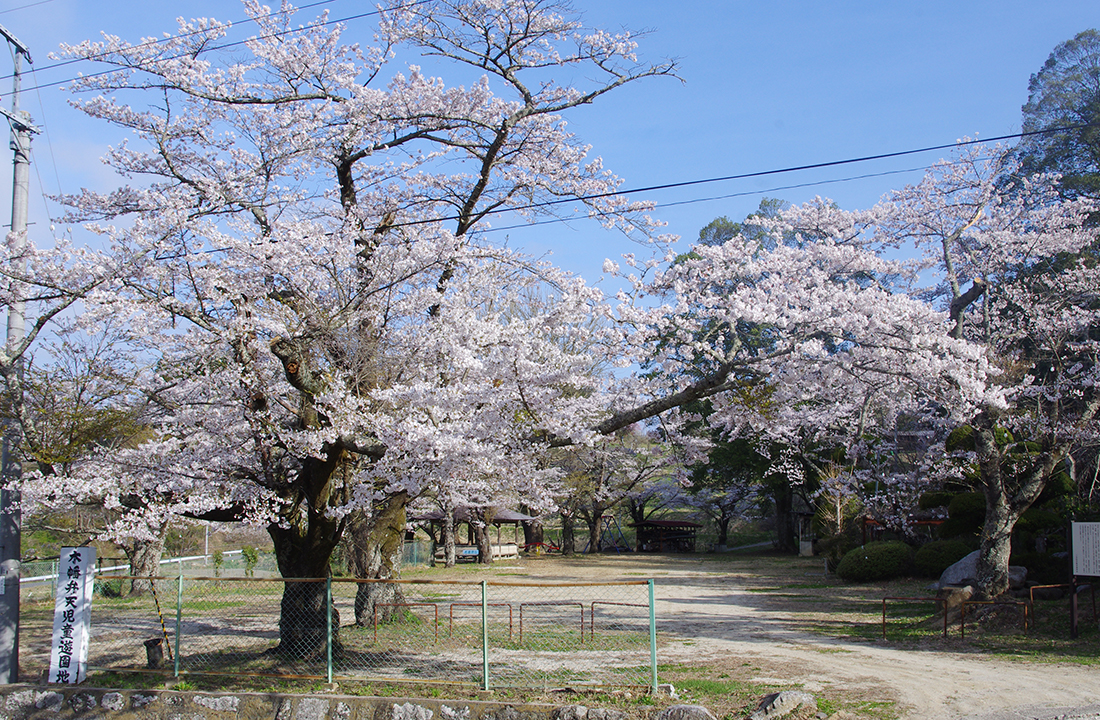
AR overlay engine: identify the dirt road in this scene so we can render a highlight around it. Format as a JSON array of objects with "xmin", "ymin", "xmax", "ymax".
[{"xmin": 511, "ymin": 553, "xmax": 1100, "ymax": 720}]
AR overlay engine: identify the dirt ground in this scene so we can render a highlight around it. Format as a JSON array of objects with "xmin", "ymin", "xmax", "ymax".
[{"xmin": 481, "ymin": 552, "xmax": 1100, "ymax": 720}]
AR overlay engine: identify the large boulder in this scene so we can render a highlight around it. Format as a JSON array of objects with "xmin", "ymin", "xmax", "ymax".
[
  {"xmin": 651, "ymin": 705, "xmax": 717, "ymax": 720},
  {"xmin": 938, "ymin": 550, "xmax": 978, "ymax": 588},
  {"xmin": 747, "ymin": 692, "xmax": 816, "ymax": 720},
  {"xmin": 936, "ymin": 550, "xmax": 1028, "ymax": 591}
]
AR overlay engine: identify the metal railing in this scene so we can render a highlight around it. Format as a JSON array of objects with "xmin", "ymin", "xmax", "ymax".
[{"xmin": 20, "ymin": 574, "xmax": 658, "ymax": 691}]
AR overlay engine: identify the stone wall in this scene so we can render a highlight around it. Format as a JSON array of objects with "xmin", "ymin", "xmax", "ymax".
[{"xmin": 0, "ymin": 686, "xmax": 574, "ymax": 720}]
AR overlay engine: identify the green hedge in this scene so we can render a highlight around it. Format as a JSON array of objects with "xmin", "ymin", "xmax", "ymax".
[
  {"xmin": 918, "ymin": 491, "xmax": 953, "ymax": 510},
  {"xmin": 836, "ymin": 540, "xmax": 913, "ymax": 582},
  {"xmin": 939, "ymin": 492, "xmax": 985, "ymax": 539}
]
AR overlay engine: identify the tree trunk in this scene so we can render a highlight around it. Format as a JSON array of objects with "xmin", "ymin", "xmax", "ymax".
[
  {"xmin": 348, "ymin": 491, "xmax": 409, "ymax": 626},
  {"xmin": 772, "ymin": 483, "xmax": 797, "ymax": 553},
  {"xmin": 520, "ymin": 504, "xmax": 544, "ymax": 549},
  {"xmin": 522, "ymin": 518, "xmax": 543, "ymax": 549},
  {"xmin": 474, "ymin": 522, "xmax": 493, "ymax": 564},
  {"xmin": 716, "ymin": 515, "xmax": 731, "ymax": 547},
  {"xmin": 267, "ymin": 456, "xmax": 345, "ymax": 659},
  {"xmin": 269, "ymin": 532, "xmax": 340, "ymax": 659},
  {"xmin": 443, "ymin": 510, "xmax": 456, "ymax": 568},
  {"xmin": 586, "ymin": 515, "xmax": 603, "ymax": 554},
  {"xmin": 975, "ymin": 508, "xmax": 1016, "ymax": 600},
  {"xmin": 971, "ymin": 420, "xmax": 1065, "ymax": 600},
  {"xmin": 124, "ymin": 536, "xmax": 164, "ymax": 596},
  {"xmin": 561, "ymin": 514, "xmax": 575, "ymax": 555}
]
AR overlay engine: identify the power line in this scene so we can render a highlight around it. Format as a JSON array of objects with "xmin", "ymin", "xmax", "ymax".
[
  {"xmin": 388, "ymin": 125, "xmax": 1084, "ymax": 232},
  {"xmin": 163, "ymin": 129, "xmax": 1054, "ymax": 257},
  {"xmin": 479, "ymin": 164, "xmax": 935, "ymax": 236},
  {"xmin": 0, "ymin": 0, "xmax": 59, "ymax": 16},
  {"xmin": 0, "ymin": 0, "xmax": 341, "ymax": 82},
  {"xmin": 7, "ymin": 0, "xmax": 435, "ymax": 94},
  {"xmin": 5, "ymin": 2, "xmax": 1087, "ymax": 239}
]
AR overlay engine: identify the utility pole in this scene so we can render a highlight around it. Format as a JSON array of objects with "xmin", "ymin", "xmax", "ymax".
[{"xmin": 0, "ymin": 23, "xmax": 36, "ymax": 684}]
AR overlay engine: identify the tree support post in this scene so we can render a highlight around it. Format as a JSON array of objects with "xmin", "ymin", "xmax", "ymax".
[
  {"xmin": 174, "ymin": 573, "xmax": 183, "ymax": 677},
  {"xmin": 1071, "ymin": 575, "xmax": 1079, "ymax": 640},
  {"xmin": 326, "ymin": 577, "xmax": 333, "ymax": 684},
  {"xmin": 648, "ymin": 579, "xmax": 658, "ymax": 694},
  {"xmin": 481, "ymin": 580, "xmax": 489, "ymax": 691}
]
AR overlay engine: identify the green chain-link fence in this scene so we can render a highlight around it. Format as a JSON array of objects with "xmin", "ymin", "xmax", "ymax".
[{"xmin": 20, "ymin": 575, "xmax": 657, "ymax": 690}]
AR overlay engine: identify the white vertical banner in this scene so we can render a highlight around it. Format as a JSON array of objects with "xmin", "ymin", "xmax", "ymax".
[
  {"xmin": 1072, "ymin": 522, "xmax": 1100, "ymax": 577},
  {"xmin": 48, "ymin": 547, "xmax": 96, "ymax": 684}
]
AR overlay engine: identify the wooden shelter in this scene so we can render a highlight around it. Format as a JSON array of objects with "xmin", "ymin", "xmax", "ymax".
[
  {"xmin": 408, "ymin": 507, "xmax": 537, "ymax": 562},
  {"xmin": 629, "ymin": 519, "xmax": 700, "ymax": 553}
]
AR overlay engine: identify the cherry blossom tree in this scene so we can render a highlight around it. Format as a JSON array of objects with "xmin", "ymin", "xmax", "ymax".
[
  {"xmin": 16, "ymin": 324, "xmax": 169, "ymax": 593},
  {"xmin": 8, "ymin": 10, "xmax": 1090, "ymax": 673},
  {"xmin": 685, "ymin": 437, "xmax": 766, "ymax": 549},
  {"xmin": 29, "ymin": 0, "xmax": 676, "ymax": 657},
  {"xmin": 881, "ymin": 149, "xmax": 1100, "ymax": 596},
  {"xmin": 554, "ymin": 428, "xmax": 680, "ymax": 553},
  {"xmin": 609, "ymin": 147, "xmax": 1098, "ymax": 599}
]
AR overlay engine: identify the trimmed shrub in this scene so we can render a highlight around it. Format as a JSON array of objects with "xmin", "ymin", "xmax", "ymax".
[
  {"xmin": 947, "ymin": 492, "xmax": 985, "ymax": 522},
  {"xmin": 918, "ymin": 491, "xmax": 953, "ymax": 510},
  {"xmin": 1016, "ymin": 507, "xmax": 1062, "ymax": 533},
  {"xmin": 914, "ymin": 539, "xmax": 971, "ymax": 578},
  {"xmin": 836, "ymin": 540, "xmax": 913, "ymax": 582},
  {"xmin": 939, "ymin": 492, "xmax": 985, "ymax": 539}
]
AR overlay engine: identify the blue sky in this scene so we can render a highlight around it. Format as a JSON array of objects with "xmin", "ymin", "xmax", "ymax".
[{"xmin": 0, "ymin": 0, "xmax": 1098, "ymax": 285}]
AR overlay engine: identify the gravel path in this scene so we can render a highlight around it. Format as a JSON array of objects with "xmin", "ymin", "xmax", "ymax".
[{"xmin": 514, "ymin": 554, "xmax": 1100, "ymax": 720}]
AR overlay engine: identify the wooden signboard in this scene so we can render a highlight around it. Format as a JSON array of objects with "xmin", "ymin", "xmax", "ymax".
[{"xmin": 1072, "ymin": 522, "xmax": 1100, "ymax": 577}]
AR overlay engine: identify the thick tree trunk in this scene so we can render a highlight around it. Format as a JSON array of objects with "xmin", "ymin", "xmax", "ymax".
[
  {"xmin": 268, "ymin": 456, "xmax": 344, "ymax": 659},
  {"xmin": 585, "ymin": 515, "xmax": 603, "ymax": 554},
  {"xmin": 474, "ymin": 522, "xmax": 493, "ymax": 564},
  {"xmin": 269, "ymin": 531, "xmax": 341, "ymax": 659},
  {"xmin": 975, "ymin": 508, "xmax": 1016, "ymax": 600},
  {"xmin": 971, "ymin": 419, "xmax": 1065, "ymax": 600},
  {"xmin": 521, "ymin": 518, "xmax": 543, "ymax": 548},
  {"xmin": 124, "ymin": 536, "xmax": 164, "ymax": 596},
  {"xmin": 349, "ymin": 491, "xmax": 409, "ymax": 626},
  {"xmin": 520, "ymin": 504, "xmax": 543, "ymax": 548},
  {"xmin": 772, "ymin": 484, "xmax": 797, "ymax": 553},
  {"xmin": 561, "ymin": 514, "xmax": 575, "ymax": 556}
]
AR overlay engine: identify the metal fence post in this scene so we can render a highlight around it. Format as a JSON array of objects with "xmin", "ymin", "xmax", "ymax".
[
  {"xmin": 326, "ymin": 577, "xmax": 333, "ymax": 684},
  {"xmin": 648, "ymin": 579, "xmax": 657, "ymax": 694},
  {"xmin": 481, "ymin": 580, "xmax": 490, "ymax": 691},
  {"xmin": 174, "ymin": 573, "xmax": 183, "ymax": 677}
]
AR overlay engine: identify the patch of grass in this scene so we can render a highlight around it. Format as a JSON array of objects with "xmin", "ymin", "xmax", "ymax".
[
  {"xmin": 856, "ymin": 700, "xmax": 900, "ymax": 720},
  {"xmin": 85, "ymin": 671, "xmax": 166, "ymax": 690},
  {"xmin": 674, "ymin": 678, "xmax": 747, "ymax": 695}
]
